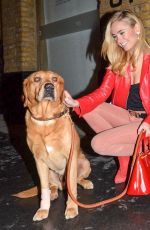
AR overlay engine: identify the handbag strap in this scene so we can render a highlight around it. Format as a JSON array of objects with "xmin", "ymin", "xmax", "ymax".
[{"xmin": 142, "ymin": 132, "xmax": 150, "ymax": 154}]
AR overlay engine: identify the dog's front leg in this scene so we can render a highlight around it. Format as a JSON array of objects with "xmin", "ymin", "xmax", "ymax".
[
  {"xmin": 33, "ymin": 159, "xmax": 50, "ymax": 221},
  {"xmin": 65, "ymin": 151, "xmax": 78, "ymax": 219}
]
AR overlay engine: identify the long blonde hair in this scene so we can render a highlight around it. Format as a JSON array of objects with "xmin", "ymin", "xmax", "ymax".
[{"xmin": 101, "ymin": 10, "xmax": 149, "ymax": 75}]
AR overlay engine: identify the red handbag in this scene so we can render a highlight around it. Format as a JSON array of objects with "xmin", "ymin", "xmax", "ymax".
[{"xmin": 127, "ymin": 131, "xmax": 150, "ymax": 195}]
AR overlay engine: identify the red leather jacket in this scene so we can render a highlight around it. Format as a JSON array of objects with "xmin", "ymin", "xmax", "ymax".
[{"xmin": 75, "ymin": 54, "xmax": 150, "ymax": 124}]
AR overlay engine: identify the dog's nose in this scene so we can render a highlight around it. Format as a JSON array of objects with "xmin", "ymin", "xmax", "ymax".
[{"xmin": 44, "ymin": 83, "xmax": 54, "ymax": 91}]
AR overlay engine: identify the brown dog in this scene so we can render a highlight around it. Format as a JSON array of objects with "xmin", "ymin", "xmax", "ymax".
[{"xmin": 21, "ymin": 70, "xmax": 93, "ymax": 221}]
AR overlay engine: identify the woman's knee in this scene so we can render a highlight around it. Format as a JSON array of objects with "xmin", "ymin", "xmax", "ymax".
[{"xmin": 91, "ymin": 135, "xmax": 108, "ymax": 155}]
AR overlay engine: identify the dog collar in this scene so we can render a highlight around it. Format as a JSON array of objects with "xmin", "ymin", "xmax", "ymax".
[{"xmin": 29, "ymin": 106, "xmax": 69, "ymax": 121}]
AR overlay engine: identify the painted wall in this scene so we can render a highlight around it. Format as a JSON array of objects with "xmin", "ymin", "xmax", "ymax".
[{"xmin": 42, "ymin": 0, "xmax": 99, "ymax": 96}]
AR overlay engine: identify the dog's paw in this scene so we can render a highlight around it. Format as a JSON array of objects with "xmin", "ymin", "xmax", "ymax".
[
  {"xmin": 78, "ymin": 179, "xmax": 94, "ymax": 189},
  {"xmin": 65, "ymin": 207, "xmax": 78, "ymax": 219},
  {"xmin": 50, "ymin": 186, "xmax": 59, "ymax": 201},
  {"xmin": 51, "ymin": 191, "xmax": 58, "ymax": 201},
  {"xmin": 33, "ymin": 209, "xmax": 49, "ymax": 221},
  {"xmin": 83, "ymin": 180, "xmax": 94, "ymax": 189}
]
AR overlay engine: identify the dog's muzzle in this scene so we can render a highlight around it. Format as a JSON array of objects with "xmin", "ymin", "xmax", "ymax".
[{"xmin": 43, "ymin": 83, "xmax": 55, "ymax": 99}]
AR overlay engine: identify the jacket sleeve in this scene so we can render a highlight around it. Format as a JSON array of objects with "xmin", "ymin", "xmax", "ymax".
[
  {"xmin": 144, "ymin": 115, "xmax": 150, "ymax": 124},
  {"xmin": 140, "ymin": 55, "xmax": 150, "ymax": 125},
  {"xmin": 74, "ymin": 69, "xmax": 115, "ymax": 116}
]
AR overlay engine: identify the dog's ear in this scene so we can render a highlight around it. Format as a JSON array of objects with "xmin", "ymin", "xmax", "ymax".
[
  {"xmin": 58, "ymin": 76, "xmax": 65, "ymax": 103},
  {"xmin": 21, "ymin": 94, "xmax": 25, "ymax": 106},
  {"xmin": 60, "ymin": 91, "xmax": 65, "ymax": 104},
  {"xmin": 22, "ymin": 78, "xmax": 29, "ymax": 107}
]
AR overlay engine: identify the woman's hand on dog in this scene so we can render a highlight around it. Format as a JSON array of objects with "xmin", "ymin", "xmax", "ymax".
[{"xmin": 64, "ymin": 90, "xmax": 79, "ymax": 108}]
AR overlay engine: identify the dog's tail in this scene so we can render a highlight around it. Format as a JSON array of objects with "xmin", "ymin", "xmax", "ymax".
[{"xmin": 13, "ymin": 186, "xmax": 38, "ymax": 198}]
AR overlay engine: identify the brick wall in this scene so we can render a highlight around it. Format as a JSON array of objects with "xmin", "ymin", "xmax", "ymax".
[
  {"xmin": 1, "ymin": 0, "xmax": 37, "ymax": 73},
  {"xmin": 99, "ymin": 0, "xmax": 150, "ymax": 45}
]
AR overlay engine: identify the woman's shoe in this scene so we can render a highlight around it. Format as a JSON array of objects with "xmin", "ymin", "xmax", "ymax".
[{"xmin": 114, "ymin": 156, "xmax": 130, "ymax": 184}]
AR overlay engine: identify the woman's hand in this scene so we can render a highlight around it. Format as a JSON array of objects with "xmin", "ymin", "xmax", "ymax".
[
  {"xmin": 138, "ymin": 122, "xmax": 150, "ymax": 137},
  {"xmin": 64, "ymin": 90, "xmax": 79, "ymax": 108}
]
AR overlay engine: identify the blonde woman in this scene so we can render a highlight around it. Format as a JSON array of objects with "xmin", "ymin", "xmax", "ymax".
[{"xmin": 65, "ymin": 10, "xmax": 150, "ymax": 184}]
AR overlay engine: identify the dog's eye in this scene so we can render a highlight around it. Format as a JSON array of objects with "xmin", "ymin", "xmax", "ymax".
[
  {"xmin": 52, "ymin": 77, "xmax": 57, "ymax": 82},
  {"xmin": 34, "ymin": 77, "xmax": 41, "ymax": 82}
]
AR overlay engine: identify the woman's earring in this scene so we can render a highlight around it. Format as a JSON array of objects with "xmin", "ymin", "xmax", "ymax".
[{"xmin": 136, "ymin": 31, "xmax": 140, "ymax": 40}]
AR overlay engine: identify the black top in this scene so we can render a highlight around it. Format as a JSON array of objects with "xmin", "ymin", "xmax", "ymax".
[{"xmin": 127, "ymin": 83, "xmax": 145, "ymax": 111}]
